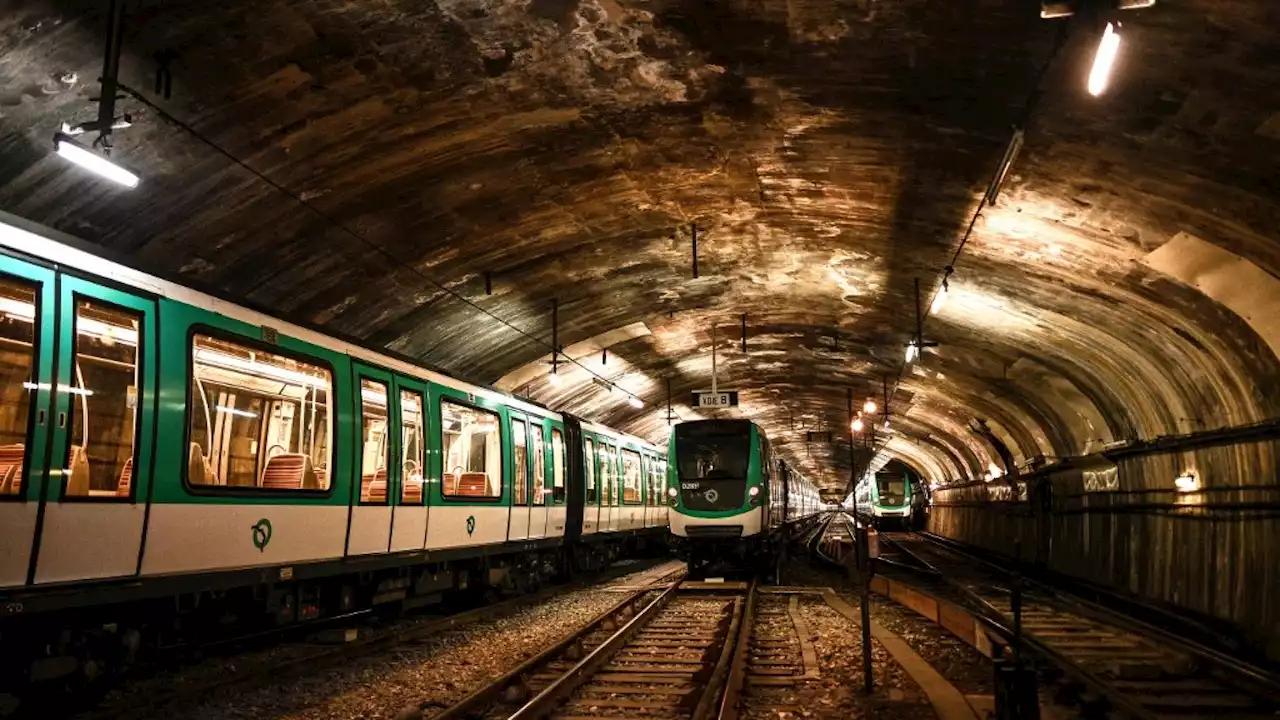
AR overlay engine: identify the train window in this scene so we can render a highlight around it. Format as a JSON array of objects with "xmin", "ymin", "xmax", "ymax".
[
  {"xmin": 0, "ymin": 278, "xmax": 38, "ymax": 497},
  {"xmin": 188, "ymin": 333, "xmax": 332, "ymax": 492},
  {"xmin": 512, "ymin": 418, "xmax": 528, "ymax": 505},
  {"xmin": 551, "ymin": 428, "xmax": 566, "ymax": 505},
  {"xmin": 441, "ymin": 400, "xmax": 501, "ymax": 499},
  {"xmin": 645, "ymin": 458, "xmax": 653, "ymax": 506},
  {"xmin": 63, "ymin": 299, "xmax": 141, "ymax": 498},
  {"xmin": 531, "ymin": 424, "xmax": 546, "ymax": 505},
  {"xmin": 609, "ymin": 444, "xmax": 620, "ymax": 505},
  {"xmin": 358, "ymin": 379, "xmax": 391, "ymax": 504},
  {"xmin": 400, "ymin": 389, "xmax": 425, "ymax": 505},
  {"xmin": 598, "ymin": 443, "xmax": 613, "ymax": 506},
  {"xmin": 621, "ymin": 449, "xmax": 641, "ymax": 504},
  {"xmin": 584, "ymin": 438, "xmax": 596, "ymax": 504}
]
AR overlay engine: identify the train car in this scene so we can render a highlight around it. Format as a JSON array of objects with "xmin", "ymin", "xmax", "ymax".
[
  {"xmin": 0, "ymin": 210, "xmax": 667, "ymax": 699},
  {"xmin": 666, "ymin": 419, "xmax": 822, "ymax": 572},
  {"xmin": 854, "ymin": 465, "xmax": 923, "ymax": 529}
]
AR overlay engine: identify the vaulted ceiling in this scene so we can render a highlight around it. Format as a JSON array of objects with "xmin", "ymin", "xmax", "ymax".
[{"xmin": 1, "ymin": 0, "xmax": 1278, "ymax": 490}]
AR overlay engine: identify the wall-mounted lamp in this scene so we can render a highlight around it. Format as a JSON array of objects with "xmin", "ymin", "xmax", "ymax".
[
  {"xmin": 862, "ymin": 399, "xmax": 877, "ymax": 415},
  {"xmin": 1174, "ymin": 470, "xmax": 1199, "ymax": 493}
]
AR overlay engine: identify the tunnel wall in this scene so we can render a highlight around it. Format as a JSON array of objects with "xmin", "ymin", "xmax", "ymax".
[{"xmin": 928, "ymin": 431, "xmax": 1280, "ymax": 659}]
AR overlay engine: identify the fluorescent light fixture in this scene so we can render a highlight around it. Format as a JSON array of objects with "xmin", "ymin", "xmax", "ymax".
[
  {"xmin": 53, "ymin": 133, "xmax": 139, "ymax": 188},
  {"xmin": 862, "ymin": 400, "xmax": 877, "ymax": 414},
  {"xmin": 361, "ymin": 387, "xmax": 388, "ymax": 407},
  {"xmin": 1088, "ymin": 22, "xmax": 1121, "ymax": 97},
  {"xmin": 216, "ymin": 405, "xmax": 259, "ymax": 418},
  {"xmin": 1174, "ymin": 471, "xmax": 1199, "ymax": 493},
  {"xmin": 194, "ymin": 348, "xmax": 328, "ymax": 389},
  {"xmin": 547, "ymin": 369, "xmax": 562, "ymax": 387},
  {"xmin": 628, "ymin": 395, "xmax": 643, "ymax": 409},
  {"xmin": 905, "ymin": 341, "xmax": 919, "ymax": 364},
  {"xmin": 24, "ymin": 381, "xmax": 94, "ymax": 396}
]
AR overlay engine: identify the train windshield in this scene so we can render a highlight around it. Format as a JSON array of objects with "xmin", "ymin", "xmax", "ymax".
[
  {"xmin": 674, "ymin": 421, "xmax": 751, "ymax": 511},
  {"xmin": 876, "ymin": 473, "xmax": 907, "ymax": 506}
]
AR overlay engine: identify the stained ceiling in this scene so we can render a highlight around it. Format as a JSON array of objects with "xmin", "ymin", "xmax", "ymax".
[{"xmin": 1, "ymin": 0, "xmax": 1278, "ymax": 491}]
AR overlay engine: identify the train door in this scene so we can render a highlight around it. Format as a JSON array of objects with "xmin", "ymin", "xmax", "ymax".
[
  {"xmin": 506, "ymin": 412, "xmax": 531, "ymax": 541},
  {"xmin": 0, "ymin": 259, "xmax": 54, "ymax": 588},
  {"xmin": 348, "ymin": 366, "xmax": 397, "ymax": 555},
  {"xmin": 390, "ymin": 378, "xmax": 428, "ymax": 552},
  {"xmin": 547, "ymin": 426, "xmax": 567, "ymax": 537},
  {"xmin": 527, "ymin": 421, "xmax": 549, "ymax": 540},
  {"xmin": 32, "ymin": 273, "xmax": 157, "ymax": 584},
  {"xmin": 597, "ymin": 441, "xmax": 613, "ymax": 532},
  {"xmin": 605, "ymin": 442, "xmax": 621, "ymax": 532},
  {"xmin": 582, "ymin": 436, "xmax": 599, "ymax": 534}
]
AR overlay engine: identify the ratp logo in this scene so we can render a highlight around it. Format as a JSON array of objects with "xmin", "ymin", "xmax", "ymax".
[
  {"xmin": 251, "ymin": 518, "xmax": 273, "ymax": 552},
  {"xmin": 466, "ymin": 515, "xmax": 476, "ymax": 536}
]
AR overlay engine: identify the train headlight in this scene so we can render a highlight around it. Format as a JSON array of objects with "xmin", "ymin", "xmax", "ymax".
[
  {"xmin": 748, "ymin": 486, "xmax": 760, "ymax": 497},
  {"xmin": 667, "ymin": 487, "xmax": 677, "ymax": 498}
]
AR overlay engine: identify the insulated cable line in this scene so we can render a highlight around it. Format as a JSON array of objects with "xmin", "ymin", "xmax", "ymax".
[
  {"xmin": 118, "ymin": 84, "xmax": 680, "ymax": 420},
  {"xmin": 859, "ymin": 19, "xmax": 1075, "ymax": 489}
]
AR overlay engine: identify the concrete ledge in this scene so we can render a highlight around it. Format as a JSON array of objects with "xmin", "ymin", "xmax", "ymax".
[{"xmin": 871, "ymin": 574, "xmax": 998, "ymax": 658}]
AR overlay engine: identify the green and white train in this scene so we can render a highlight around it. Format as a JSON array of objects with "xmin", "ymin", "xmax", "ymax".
[
  {"xmin": 667, "ymin": 419, "xmax": 822, "ymax": 570},
  {"xmin": 0, "ymin": 211, "xmax": 669, "ymax": 696}
]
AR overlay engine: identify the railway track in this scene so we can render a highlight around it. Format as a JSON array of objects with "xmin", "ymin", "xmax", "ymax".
[
  {"xmin": 81, "ymin": 560, "xmax": 687, "ymax": 719},
  {"xmin": 432, "ymin": 576, "xmax": 822, "ymax": 720},
  {"xmin": 877, "ymin": 531, "xmax": 1280, "ymax": 720}
]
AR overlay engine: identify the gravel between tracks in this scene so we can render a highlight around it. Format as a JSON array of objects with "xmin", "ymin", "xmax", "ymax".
[
  {"xmin": 740, "ymin": 596, "xmax": 937, "ymax": 720},
  {"xmin": 163, "ymin": 563, "xmax": 677, "ymax": 720}
]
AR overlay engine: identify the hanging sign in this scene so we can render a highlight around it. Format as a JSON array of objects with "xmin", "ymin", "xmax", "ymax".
[{"xmin": 691, "ymin": 390, "xmax": 738, "ymax": 408}]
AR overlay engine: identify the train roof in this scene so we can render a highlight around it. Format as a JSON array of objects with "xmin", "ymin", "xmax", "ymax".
[{"xmin": 0, "ymin": 210, "xmax": 565, "ymax": 421}]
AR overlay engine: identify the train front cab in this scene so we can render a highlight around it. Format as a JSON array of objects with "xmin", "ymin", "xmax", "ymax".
[{"xmin": 667, "ymin": 419, "xmax": 774, "ymax": 572}]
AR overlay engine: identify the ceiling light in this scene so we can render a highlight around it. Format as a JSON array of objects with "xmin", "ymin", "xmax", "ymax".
[
  {"xmin": 851, "ymin": 417, "xmax": 864, "ymax": 433},
  {"xmin": 862, "ymin": 399, "xmax": 877, "ymax": 414},
  {"xmin": 53, "ymin": 133, "xmax": 138, "ymax": 188},
  {"xmin": 547, "ymin": 369, "xmax": 562, "ymax": 387},
  {"xmin": 216, "ymin": 405, "xmax": 259, "ymax": 418},
  {"xmin": 1087, "ymin": 22, "xmax": 1121, "ymax": 97},
  {"xmin": 1174, "ymin": 471, "xmax": 1198, "ymax": 493},
  {"xmin": 629, "ymin": 396, "xmax": 643, "ymax": 409},
  {"xmin": 905, "ymin": 341, "xmax": 919, "ymax": 364}
]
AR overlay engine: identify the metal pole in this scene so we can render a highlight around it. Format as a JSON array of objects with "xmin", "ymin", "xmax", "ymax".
[
  {"xmin": 857, "ymin": 522, "xmax": 874, "ymax": 694},
  {"xmin": 711, "ymin": 323, "xmax": 718, "ymax": 396},
  {"xmin": 691, "ymin": 223, "xmax": 699, "ymax": 279},
  {"xmin": 95, "ymin": 0, "xmax": 127, "ymax": 139},
  {"xmin": 666, "ymin": 378, "xmax": 672, "ymax": 424},
  {"xmin": 551, "ymin": 298, "xmax": 559, "ymax": 375}
]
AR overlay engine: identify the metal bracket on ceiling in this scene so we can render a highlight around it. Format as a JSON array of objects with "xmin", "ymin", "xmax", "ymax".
[{"xmin": 1040, "ymin": 0, "xmax": 1155, "ymax": 18}]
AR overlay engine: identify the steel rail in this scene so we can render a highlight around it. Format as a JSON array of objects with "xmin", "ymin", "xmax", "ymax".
[
  {"xmin": 505, "ymin": 580, "xmax": 685, "ymax": 720},
  {"xmin": 914, "ymin": 531, "xmax": 1280, "ymax": 698},
  {"xmin": 422, "ymin": 579, "xmax": 670, "ymax": 720},
  {"xmin": 710, "ymin": 579, "xmax": 757, "ymax": 720}
]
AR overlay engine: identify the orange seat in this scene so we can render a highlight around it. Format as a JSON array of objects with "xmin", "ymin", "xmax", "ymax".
[
  {"xmin": 261, "ymin": 453, "xmax": 307, "ymax": 490},
  {"xmin": 0, "ymin": 443, "xmax": 24, "ymax": 495},
  {"xmin": 443, "ymin": 472, "xmax": 459, "ymax": 494},
  {"xmin": 458, "ymin": 472, "xmax": 489, "ymax": 497},
  {"xmin": 402, "ymin": 476, "xmax": 424, "ymax": 504},
  {"xmin": 116, "ymin": 457, "xmax": 133, "ymax": 496},
  {"xmin": 361, "ymin": 468, "xmax": 388, "ymax": 503}
]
